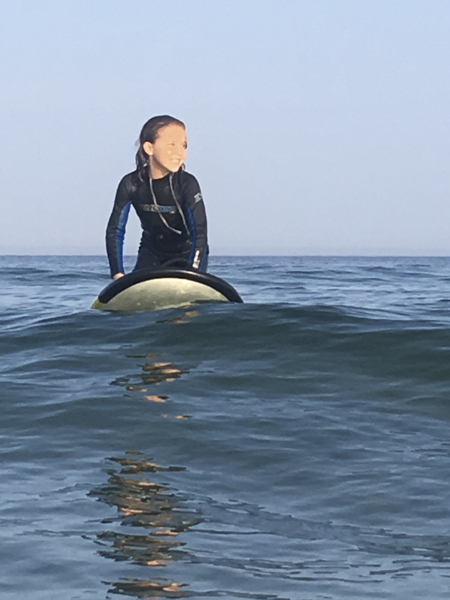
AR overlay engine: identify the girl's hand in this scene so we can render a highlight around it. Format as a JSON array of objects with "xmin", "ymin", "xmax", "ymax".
[{"xmin": 113, "ymin": 273, "xmax": 125, "ymax": 280}]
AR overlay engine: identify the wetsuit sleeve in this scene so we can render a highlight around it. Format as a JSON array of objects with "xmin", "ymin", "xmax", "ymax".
[
  {"xmin": 106, "ymin": 176, "xmax": 132, "ymax": 277},
  {"xmin": 183, "ymin": 175, "xmax": 208, "ymax": 271}
]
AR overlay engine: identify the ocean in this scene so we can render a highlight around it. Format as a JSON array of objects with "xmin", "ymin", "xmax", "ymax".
[{"xmin": 1, "ymin": 255, "xmax": 450, "ymax": 599}]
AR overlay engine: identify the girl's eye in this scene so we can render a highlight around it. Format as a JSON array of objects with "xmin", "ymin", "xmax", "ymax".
[{"xmin": 168, "ymin": 141, "xmax": 187, "ymax": 149}]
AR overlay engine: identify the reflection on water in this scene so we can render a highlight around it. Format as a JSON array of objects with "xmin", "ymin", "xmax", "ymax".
[
  {"xmin": 157, "ymin": 310, "xmax": 200, "ymax": 325},
  {"xmin": 141, "ymin": 361, "xmax": 184, "ymax": 385},
  {"xmin": 111, "ymin": 354, "xmax": 191, "ymax": 419},
  {"xmin": 111, "ymin": 356, "xmax": 186, "ymax": 389},
  {"xmin": 97, "ymin": 348, "xmax": 197, "ymax": 596},
  {"xmin": 91, "ymin": 452, "xmax": 201, "ymax": 598},
  {"xmin": 107, "ymin": 578, "xmax": 185, "ymax": 598}
]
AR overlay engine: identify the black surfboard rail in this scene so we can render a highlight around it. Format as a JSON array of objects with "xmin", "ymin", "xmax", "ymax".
[{"xmin": 98, "ymin": 268, "xmax": 243, "ymax": 305}]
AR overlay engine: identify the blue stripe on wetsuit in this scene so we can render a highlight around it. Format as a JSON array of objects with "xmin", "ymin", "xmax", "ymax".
[
  {"xmin": 185, "ymin": 205, "xmax": 208, "ymax": 271},
  {"xmin": 199, "ymin": 244, "xmax": 209, "ymax": 271},
  {"xmin": 185, "ymin": 205, "xmax": 197, "ymax": 264},
  {"xmin": 116, "ymin": 201, "xmax": 131, "ymax": 273}
]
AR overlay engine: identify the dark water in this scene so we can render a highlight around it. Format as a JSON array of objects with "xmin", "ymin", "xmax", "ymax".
[{"xmin": 2, "ymin": 255, "xmax": 450, "ymax": 600}]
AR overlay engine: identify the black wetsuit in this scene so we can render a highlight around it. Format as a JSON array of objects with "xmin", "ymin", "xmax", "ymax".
[{"xmin": 106, "ymin": 169, "xmax": 208, "ymax": 277}]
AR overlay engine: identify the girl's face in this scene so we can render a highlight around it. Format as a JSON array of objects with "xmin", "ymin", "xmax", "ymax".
[{"xmin": 143, "ymin": 124, "xmax": 187, "ymax": 179}]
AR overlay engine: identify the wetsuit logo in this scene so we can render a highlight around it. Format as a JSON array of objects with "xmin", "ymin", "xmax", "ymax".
[{"xmin": 142, "ymin": 204, "xmax": 177, "ymax": 214}]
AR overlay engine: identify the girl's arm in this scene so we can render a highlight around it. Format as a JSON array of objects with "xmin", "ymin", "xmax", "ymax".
[
  {"xmin": 106, "ymin": 176, "xmax": 132, "ymax": 278},
  {"xmin": 183, "ymin": 174, "xmax": 208, "ymax": 271}
]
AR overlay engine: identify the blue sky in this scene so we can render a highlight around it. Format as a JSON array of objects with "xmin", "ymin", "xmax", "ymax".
[{"xmin": 1, "ymin": 0, "xmax": 449, "ymax": 255}]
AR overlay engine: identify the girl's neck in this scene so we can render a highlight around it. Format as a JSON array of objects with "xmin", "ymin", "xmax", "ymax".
[{"xmin": 148, "ymin": 162, "xmax": 170, "ymax": 180}]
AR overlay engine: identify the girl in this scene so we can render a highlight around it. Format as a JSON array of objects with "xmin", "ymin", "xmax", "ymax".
[{"xmin": 106, "ymin": 115, "xmax": 208, "ymax": 279}]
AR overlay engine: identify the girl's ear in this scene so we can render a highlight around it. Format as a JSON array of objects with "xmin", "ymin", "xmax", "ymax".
[{"xmin": 143, "ymin": 141, "xmax": 153, "ymax": 156}]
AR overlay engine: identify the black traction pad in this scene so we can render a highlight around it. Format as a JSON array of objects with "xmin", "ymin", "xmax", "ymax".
[{"xmin": 98, "ymin": 268, "xmax": 243, "ymax": 304}]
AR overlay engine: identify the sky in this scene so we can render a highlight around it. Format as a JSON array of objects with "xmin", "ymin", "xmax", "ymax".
[{"xmin": 0, "ymin": 0, "xmax": 449, "ymax": 256}]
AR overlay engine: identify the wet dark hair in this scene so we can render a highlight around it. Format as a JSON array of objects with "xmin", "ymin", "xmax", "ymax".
[{"xmin": 135, "ymin": 115, "xmax": 186, "ymax": 179}]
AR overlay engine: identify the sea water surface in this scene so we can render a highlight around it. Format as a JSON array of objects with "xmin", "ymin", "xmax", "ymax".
[{"xmin": 1, "ymin": 255, "xmax": 450, "ymax": 599}]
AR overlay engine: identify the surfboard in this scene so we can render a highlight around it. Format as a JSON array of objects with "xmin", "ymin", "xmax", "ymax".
[{"xmin": 91, "ymin": 268, "xmax": 243, "ymax": 312}]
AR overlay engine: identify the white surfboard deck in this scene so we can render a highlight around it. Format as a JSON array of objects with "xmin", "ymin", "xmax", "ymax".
[{"xmin": 92, "ymin": 276, "xmax": 230, "ymax": 312}]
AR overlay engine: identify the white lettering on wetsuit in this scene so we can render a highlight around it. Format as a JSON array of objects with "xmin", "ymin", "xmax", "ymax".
[
  {"xmin": 192, "ymin": 250, "xmax": 201, "ymax": 269},
  {"xmin": 142, "ymin": 204, "xmax": 177, "ymax": 213}
]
